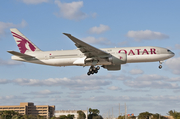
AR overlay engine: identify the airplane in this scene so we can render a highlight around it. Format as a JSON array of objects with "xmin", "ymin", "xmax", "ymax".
[{"xmin": 8, "ymin": 28, "xmax": 175, "ymax": 76}]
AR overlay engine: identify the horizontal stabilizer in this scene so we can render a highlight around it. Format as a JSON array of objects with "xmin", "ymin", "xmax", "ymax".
[{"xmin": 7, "ymin": 51, "xmax": 35, "ymax": 58}]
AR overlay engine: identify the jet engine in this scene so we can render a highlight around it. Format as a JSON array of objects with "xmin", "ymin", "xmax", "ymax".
[
  {"xmin": 108, "ymin": 52, "xmax": 127, "ymax": 65},
  {"xmin": 103, "ymin": 52, "xmax": 127, "ymax": 71}
]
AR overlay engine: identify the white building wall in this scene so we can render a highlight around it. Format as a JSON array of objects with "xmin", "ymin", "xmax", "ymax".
[{"xmin": 55, "ymin": 110, "xmax": 88, "ymax": 119}]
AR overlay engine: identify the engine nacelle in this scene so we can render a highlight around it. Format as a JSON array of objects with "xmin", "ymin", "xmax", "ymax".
[
  {"xmin": 102, "ymin": 65, "xmax": 121, "ymax": 70},
  {"xmin": 108, "ymin": 52, "xmax": 127, "ymax": 65}
]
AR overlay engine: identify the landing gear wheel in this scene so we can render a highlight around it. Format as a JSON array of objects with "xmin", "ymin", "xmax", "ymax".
[
  {"xmin": 96, "ymin": 66, "xmax": 100, "ymax": 70},
  {"xmin": 94, "ymin": 70, "xmax": 98, "ymax": 73},
  {"xmin": 87, "ymin": 72, "xmax": 91, "ymax": 76},
  {"xmin": 159, "ymin": 65, "xmax": 162, "ymax": 69},
  {"xmin": 87, "ymin": 66, "xmax": 100, "ymax": 75},
  {"xmin": 89, "ymin": 68, "xmax": 93, "ymax": 72}
]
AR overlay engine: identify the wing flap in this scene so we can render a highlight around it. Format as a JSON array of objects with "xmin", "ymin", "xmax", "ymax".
[{"xmin": 7, "ymin": 51, "xmax": 35, "ymax": 59}]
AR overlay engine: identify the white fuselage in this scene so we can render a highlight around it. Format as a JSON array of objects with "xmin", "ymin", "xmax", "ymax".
[{"xmin": 11, "ymin": 46, "xmax": 175, "ymax": 67}]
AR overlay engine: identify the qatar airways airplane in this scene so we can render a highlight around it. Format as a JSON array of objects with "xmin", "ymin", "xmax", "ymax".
[{"xmin": 8, "ymin": 28, "xmax": 175, "ymax": 75}]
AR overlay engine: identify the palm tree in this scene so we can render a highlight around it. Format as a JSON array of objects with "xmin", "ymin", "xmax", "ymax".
[{"xmin": 167, "ymin": 110, "xmax": 180, "ymax": 119}]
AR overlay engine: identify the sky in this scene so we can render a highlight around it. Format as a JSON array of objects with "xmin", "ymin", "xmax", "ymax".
[{"xmin": 0, "ymin": 0, "xmax": 180, "ymax": 117}]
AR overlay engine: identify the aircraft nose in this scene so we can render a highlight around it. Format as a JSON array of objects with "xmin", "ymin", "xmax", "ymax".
[
  {"xmin": 170, "ymin": 51, "xmax": 175, "ymax": 57},
  {"xmin": 167, "ymin": 49, "xmax": 175, "ymax": 57}
]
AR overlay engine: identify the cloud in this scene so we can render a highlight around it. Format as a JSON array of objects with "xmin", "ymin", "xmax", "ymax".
[
  {"xmin": 0, "ymin": 79, "xmax": 9, "ymax": 84},
  {"xmin": 89, "ymin": 24, "xmax": 110, "ymax": 34},
  {"xmin": 0, "ymin": 20, "xmax": 27, "ymax": 38},
  {"xmin": 67, "ymin": 94, "xmax": 82, "ymax": 98},
  {"xmin": 124, "ymin": 80, "xmax": 179, "ymax": 89},
  {"xmin": 123, "ymin": 89, "xmax": 150, "ymax": 92},
  {"xmin": 129, "ymin": 69, "xmax": 144, "ymax": 75},
  {"xmin": 24, "ymin": 89, "xmax": 62, "ymax": 95},
  {"xmin": 175, "ymin": 44, "xmax": 180, "ymax": 49},
  {"xmin": 126, "ymin": 30, "xmax": 169, "ymax": 41},
  {"xmin": 82, "ymin": 37, "xmax": 112, "ymax": 45},
  {"xmin": 123, "ymin": 74, "xmax": 179, "ymax": 89},
  {"xmin": 54, "ymin": 0, "xmax": 88, "ymax": 20},
  {"xmin": 173, "ymin": 89, "xmax": 180, "ymax": 93},
  {"xmin": 165, "ymin": 57, "xmax": 180, "ymax": 75},
  {"xmin": 49, "ymin": 97, "xmax": 71, "ymax": 103},
  {"xmin": 73, "ymin": 74, "xmax": 131, "ymax": 81},
  {"xmin": 0, "ymin": 95, "xmax": 26, "ymax": 105},
  {"xmin": 117, "ymin": 41, "xmax": 128, "ymax": 46},
  {"xmin": 135, "ymin": 74, "xmax": 168, "ymax": 81},
  {"xmin": 12, "ymin": 77, "xmax": 111, "ymax": 90},
  {"xmin": 0, "ymin": 59, "xmax": 23, "ymax": 66},
  {"xmin": 87, "ymin": 95, "xmax": 149, "ymax": 102},
  {"xmin": 18, "ymin": 0, "xmax": 49, "ymax": 4},
  {"xmin": 167, "ymin": 77, "xmax": 180, "ymax": 82},
  {"xmin": 87, "ymin": 95, "xmax": 180, "ymax": 103},
  {"xmin": 108, "ymin": 86, "xmax": 121, "ymax": 91},
  {"xmin": 91, "ymin": 13, "xmax": 97, "ymax": 18}
]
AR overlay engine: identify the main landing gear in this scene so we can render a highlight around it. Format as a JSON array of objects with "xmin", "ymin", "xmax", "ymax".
[
  {"xmin": 87, "ymin": 66, "xmax": 100, "ymax": 76},
  {"xmin": 159, "ymin": 61, "xmax": 163, "ymax": 69}
]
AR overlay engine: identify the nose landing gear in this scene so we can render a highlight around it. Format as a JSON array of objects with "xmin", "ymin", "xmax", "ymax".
[
  {"xmin": 159, "ymin": 65, "xmax": 162, "ymax": 69},
  {"xmin": 159, "ymin": 61, "xmax": 163, "ymax": 69},
  {"xmin": 87, "ymin": 66, "xmax": 100, "ymax": 76}
]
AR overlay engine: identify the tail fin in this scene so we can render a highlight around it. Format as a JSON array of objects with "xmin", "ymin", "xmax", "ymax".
[{"xmin": 10, "ymin": 28, "xmax": 41, "ymax": 54}]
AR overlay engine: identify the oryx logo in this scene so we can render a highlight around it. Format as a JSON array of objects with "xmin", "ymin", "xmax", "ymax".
[{"xmin": 11, "ymin": 31, "xmax": 36, "ymax": 54}]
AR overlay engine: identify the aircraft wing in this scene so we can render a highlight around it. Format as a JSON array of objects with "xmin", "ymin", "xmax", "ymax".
[
  {"xmin": 7, "ymin": 51, "xmax": 35, "ymax": 59},
  {"xmin": 63, "ymin": 33, "xmax": 110, "ymax": 58}
]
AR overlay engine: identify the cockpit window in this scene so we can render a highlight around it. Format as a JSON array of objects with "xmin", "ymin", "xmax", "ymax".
[{"xmin": 167, "ymin": 49, "xmax": 172, "ymax": 52}]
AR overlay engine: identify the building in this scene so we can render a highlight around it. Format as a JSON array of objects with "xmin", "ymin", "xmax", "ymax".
[
  {"xmin": 55, "ymin": 110, "xmax": 88, "ymax": 119},
  {"xmin": 0, "ymin": 102, "xmax": 55, "ymax": 119}
]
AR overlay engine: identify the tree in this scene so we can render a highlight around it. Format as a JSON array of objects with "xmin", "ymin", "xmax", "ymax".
[
  {"xmin": 128, "ymin": 116, "xmax": 136, "ymax": 119},
  {"xmin": 22, "ymin": 114, "xmax": 29, "ymax": 119},
  {"xmin": 91, "ymin": 109, "xmax": 99, "ymax": 115},
  {"xmin": 138, "ymin": 112, "xmax": 153, "ymax": 119},
  {"xmin": 0, "ymin": 110, "xmax": 22, "ymax": 119},
  {"xmin": 91, "ymin": 115, "xmax": 103, "ymax": 119},
  {"xmin": 88, "ymin": 108, "xmax": 102, "ymax": 119},
  {"xmin": 67, "ymin": 114, "xmax": 74, "ymax": 119},
  {"xmin": 151, "ymin": 113, "xmax": 165, "ymax": 119},
  {"xmin": 50, "ymin": 117, "xmax": 56, "ymax": 119},
  {"xmin": 89, "ymin": 108, "xmax": 92, "ymax": 115},
  {"xmin": 167, "ymin": 110, "xmax": 180, "ymax": 119},
  {"xmin": 0, "ymin": 111, "xmax": 47, "ymax": 119},
  {"xmin": 59, "ymin": 115, "xmax": 68, "ymax": 119},
  {"xmin": 77, "ymin": 110, "xmax": 86, "ymax": 119}
]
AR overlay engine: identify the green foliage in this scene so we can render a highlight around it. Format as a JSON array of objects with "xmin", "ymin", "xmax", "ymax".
[
  {"xmin": 151, "ymin": 113, "xmax": 164, "ymax": 119},
  {"xmin": 0, "ymin": 110, "xmax": 46, "ymax": 119},
  {"xmin": 59, "ymin": 115, "xmax": 68, "ymax": 119},
  {"xmin": 92, "ymin": 115, "xmax": 103, "ymax": 119},
  {"xmin": 88, "ymin": 108, "xmax": 102, "ymax": 119},
  {"xmin": 118, "ymin": 115, "xmax": 136, "ymax": 119},
  {"xmin": 77, "ymin": 110, "xmax": 86, "ymax": 119},
  {"xmin": 138, "ymin": 110, "xmax": 180, "ymax": 119},
  {"xmin": 128, "ymin": 116, "xmax": 136, "ymax": 119},
  {"xmin": 88, "ymin": 108, "xmax": 99, "ymax": 115},
  {"xmin": 50, "ymin": 114, "xmax": 74, "ymax": 119},
  {"xmin": 50, "ymin": 117, "xmax": 56, "ymax": 119},
  {"xmin": 67, "ymin": 114, "xmax": 74, "ymax": 119},
  {"xmin": 51, "ymin": 114, "xmax": 74, "ymax": 119},
  {"xmin": 167, "ymin": 110, "xmax": 180, "ymax": 119},
  {"xmin": 138, "ymin": 112, "xmax": 153, "ymax": 119},
  {"xmin": 118, "ymin": 115, "xmax": 124, "ymax": 119},
  {"xmin": 0, "ymin": 110, "xmax": 21, "ymax": 119}
]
